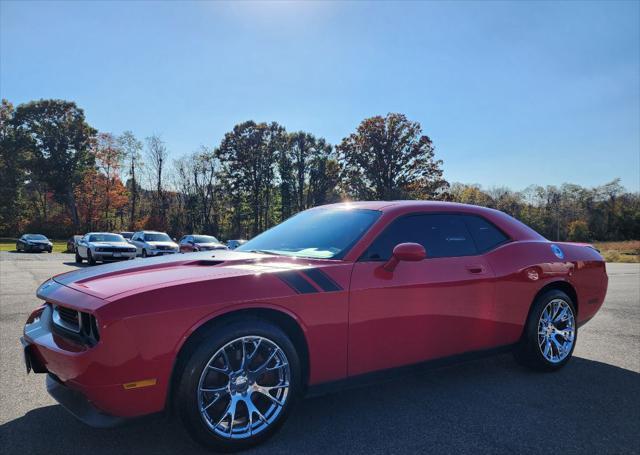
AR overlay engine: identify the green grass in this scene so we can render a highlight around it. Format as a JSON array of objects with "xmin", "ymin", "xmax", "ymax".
[{"xmin": 0, "ymin": 239, "xmax": 70, "ymax": 253}]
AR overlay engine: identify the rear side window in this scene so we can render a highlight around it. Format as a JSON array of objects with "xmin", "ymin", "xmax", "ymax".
[
  {"xmin": 361, "ymin": 214, "xmax": 478, "ymax": 260},
  {"xmin": 462, "ymin": 215, "xmax": 509, "ymax": 253}
]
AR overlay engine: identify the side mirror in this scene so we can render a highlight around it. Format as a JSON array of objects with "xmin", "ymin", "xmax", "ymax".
[
  {"xmin": 383, "ymin": 243, "xmax": 426, "ymax": 272},
  {"xmin": 173, "ymin": 237, "xmax": 177, "ymax": 242}
]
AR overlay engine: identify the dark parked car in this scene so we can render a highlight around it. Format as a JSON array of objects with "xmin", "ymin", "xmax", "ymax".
[
  {"xmin": 67, "ymin": 235, "xmax": 83, "ymax": 253},
  {"xmin": 119, "ymin": 231, "xmax": 134, "ymax": 241},
  {"xmin": 16, "ymin": 234, "xmax": 53, "ymax": 253},
  {"xmin": 226, "ymin": 239, "xmax": 247, "ymax": 249},
  {"xmin": 179, "ymin": 235, "xmax": 228, "ymax": 253}
]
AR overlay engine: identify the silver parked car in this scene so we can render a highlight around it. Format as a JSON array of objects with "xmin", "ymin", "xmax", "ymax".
[
  {"xmin": 130, "ymin": 230, "xmax": 179, "ymax": 257},
  {"xmin": 75, "ymin": 232, "xmax": 137, "ymax": 265}
]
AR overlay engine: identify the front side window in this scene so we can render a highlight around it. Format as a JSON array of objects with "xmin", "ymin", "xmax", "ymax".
[
  {"xmin": 238, "ymin": 208, "xmax": 381, "ymax": 259},
  {"xmin": 361, "ymin": 214, "xmax": 478, "ymax": 261}
]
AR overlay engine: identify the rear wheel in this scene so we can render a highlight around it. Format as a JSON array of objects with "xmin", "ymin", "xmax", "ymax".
[
  {"xmin": 176, "ymin": 320, "xmax": 301, "ymax": 452},
  {"xmin": 514, "ymin": 289, "xmax": 577, "ymax": 371}
]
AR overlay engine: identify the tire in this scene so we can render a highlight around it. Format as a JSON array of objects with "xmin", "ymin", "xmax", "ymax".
[
  {"xmin": 514, "ymin": 289, "xmax": 577, "ymax": 371},
  {"xmin": 16, "ymin": 244, "xmax": 21, "ymax": 252},
  {"xmin": 75, "ymin": 252, "xmax": 83, "ymax": 263},
  {"xmin": 175, "ymin": 319, "xmax": 302, "ymax": 452},
  {"xmin": 87, "ymin": 250, "xmax": 96, "ymax": 265},
  {"xmin": 142, "ymin": 249, "xmax": 148, "ymax": 258}
]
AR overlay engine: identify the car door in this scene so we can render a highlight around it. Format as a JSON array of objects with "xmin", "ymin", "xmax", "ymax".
[
  {"xmin": 77, "ymin": 235, "xmax": 89, "ymax": 258},
  {"xmin": 348, "ymin": 213, "xmax": 497, "ymax": 376},
  {"xmin": 181, "ymin": 236, "xmax": 193, "ymax": 252},
  {"xmin": 131, "ymin": 233, "xmax": 143, "ymax": 255}
]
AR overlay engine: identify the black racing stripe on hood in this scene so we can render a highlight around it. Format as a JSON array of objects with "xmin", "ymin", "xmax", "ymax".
[
  {"xmin": 302, "ymin": 268, "xmax": 342, "ymax": 292},
  {"xmin": 275, "ymin": 271, "xmax": 318, "ymax": 294}
]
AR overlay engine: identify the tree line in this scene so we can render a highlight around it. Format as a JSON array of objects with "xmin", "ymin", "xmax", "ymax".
[{"xmin": 1, "ymin": 98, "xmax": 638, "ymax": 242}]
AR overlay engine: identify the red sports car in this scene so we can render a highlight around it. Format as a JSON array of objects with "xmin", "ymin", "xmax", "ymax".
[{"xmin": 22, "ymin": 201, "xmax": 608, "ymax": 451}]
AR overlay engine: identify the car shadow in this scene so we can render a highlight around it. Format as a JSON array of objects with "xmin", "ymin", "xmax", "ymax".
[{"xmin": 1, "ymin": 355, "xmax": 638, "ymax": 454}]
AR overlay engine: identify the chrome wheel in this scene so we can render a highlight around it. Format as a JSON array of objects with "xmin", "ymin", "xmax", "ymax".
[
  {"xmin": 197, "ymin": 336, "xmax": 291, "ymax": 439},
  {"xmin": 537, "ymin": 298, "xmax": 575, "ymax": 363}
]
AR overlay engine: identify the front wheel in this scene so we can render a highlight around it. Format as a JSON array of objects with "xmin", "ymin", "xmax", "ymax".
[
  {"xmin": 142, "ymin": 249, "xmax": 148, "ymax": 258},
  {"xmin": 87, "ymin": 250, "xmax": 96, "ymax": 265},
  {"xmin": 514, "ymin": 289, "xmax": 577, "ymax": 371},
  {"xmin": 176, "ymin": 320, "xmax": 302, "ymax": 452},
  {"xmin": 75, "ymin": 252, "xmax": 83, "ymax": 263}
]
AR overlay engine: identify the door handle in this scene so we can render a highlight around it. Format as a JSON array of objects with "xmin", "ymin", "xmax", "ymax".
[{"xmin": 466, "ymin": 265, "xmax": 485, "ymax": 274}]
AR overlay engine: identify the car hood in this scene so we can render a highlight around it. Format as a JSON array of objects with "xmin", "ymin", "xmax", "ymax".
[
  {"xmin": 196, "ymin": 242, "xmax": 226, "ymax": 248},
  {"xmin": 51, "ymin": 250, "xmax": 335, "ymax": 301},
  {"xmin": 90, "ymin": 242, "xmax": 133, "ymax": 247},
  {"xmin": 26, "ymin": 240, "xmax": 50, "ymax": 244}
]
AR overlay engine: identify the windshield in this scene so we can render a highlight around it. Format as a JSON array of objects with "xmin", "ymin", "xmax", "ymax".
[
  {"xmin": 194, "ymin": 235, "xmax": 219, "ymax": 243},
  {"xmin": 120, "ymin": 232, "xmax": 133, "ymax": 239},
  {"xmin": 26, "ymin": 234, "xmax": 47, "ymax": 240},
  {"xmin": 89, "ymin": 234, "xmax": 125, "ymax": 242},
  {"xmin": 145, "ymin": 233, "xmax": 172, "ymax": 242},
  {"xmin": 237, "ymin": 208, "xmax": 380, "ymax": 259}
]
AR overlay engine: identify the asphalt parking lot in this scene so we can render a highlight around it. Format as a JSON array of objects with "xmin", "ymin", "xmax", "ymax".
[{"xmin": 1, "ymin": 251, "xmax": 639, "ymax": 454}]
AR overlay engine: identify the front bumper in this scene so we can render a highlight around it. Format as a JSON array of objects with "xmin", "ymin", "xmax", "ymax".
[
  {"xmin": 26, "ymin": 244, "xmax": 51, "ymax": 252},
  {"xmin": 46, "ymin": 373, "xmax": 125, "ymax": 428},
  {"xmin": 146, "ymin": 249, "xmax": 178, "ymax": 256},
  {"xmin": 93, "ymin": 251, "xmax": 136, "ymax": 261},
  {"xmin": 21, "ymin": 297, "xmax": 169, "ymax": 420}
]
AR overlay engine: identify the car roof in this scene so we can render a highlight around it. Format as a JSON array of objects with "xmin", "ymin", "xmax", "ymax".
[
  {"xmin": 316, "ymin": 200, "xmax": 545, "ymax": 244},
  {"xmin": 316, "ymin": 200, "xmax": 505, "ymax": 212},
  {"xmin": 86, "ymin": 232, "xmax": 122, "ymax": 236}
]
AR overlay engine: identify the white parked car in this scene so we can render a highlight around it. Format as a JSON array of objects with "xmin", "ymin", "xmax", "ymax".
[
  {"xmin": 75, "ymin": 232, "xmax": 137, "ymax": 265},
  {"xmin": 130, "ymin": 231, "xmax": 179, "ymax": 257}
]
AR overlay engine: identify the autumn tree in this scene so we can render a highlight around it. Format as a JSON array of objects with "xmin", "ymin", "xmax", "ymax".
[
  {"xmin": 218, "ymin": 121, "xmax": 286, "ymax": 236},
  {"xmin": 12, "ymin": 99, "xmax": 96, "ymax": 228},
  {"xmin": 0, "ymin": 100, "xmax": 30, "ymax": 234},
  {"xmin": 93, "ymin": 133, "xmax": 125, "ymax": 230},
  {"xmin": 279, "ymin": 132, "xmax": 338, "ymax": 219},
  {"xmin": 145, "ymin": 134, "xmax": 168, "ymax": 229},
  {"xmin": 174, "ymin": 146, "xmax": 222, "ymax": 234},
  {"xmin": 337, "ymin": 113, "xmax": 448, "ymax": 200},
  {"xmin": 119, "ymin": 131, "xmax": 143, "ymax": 230}
]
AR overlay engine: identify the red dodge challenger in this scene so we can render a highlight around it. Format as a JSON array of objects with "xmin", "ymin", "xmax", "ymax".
[{"xmin": 22, "ymin": 201, "xmax": 608, "ymax": 451}]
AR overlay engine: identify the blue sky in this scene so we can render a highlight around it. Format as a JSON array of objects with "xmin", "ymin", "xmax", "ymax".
[{"xmin": 1, "ymin": 1, "xmax": 639, "ymax": 191}]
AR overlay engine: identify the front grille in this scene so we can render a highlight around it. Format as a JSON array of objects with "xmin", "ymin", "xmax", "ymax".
[
  {"xmin": 51, "ymin": 304, "xmax": 100, "ymax": 346},
  {"xmin": 53, "ymin": 305, "xmax": 80, "ymax": 332},
  {"xmin": 96, "ymin": 247, "xmax": 136, "ymax": 253}
]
